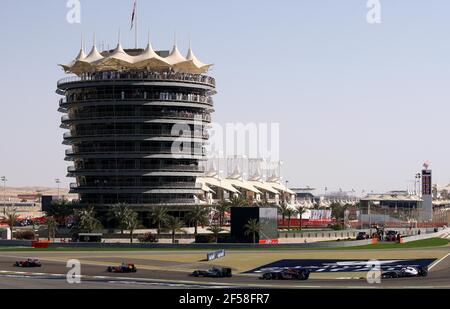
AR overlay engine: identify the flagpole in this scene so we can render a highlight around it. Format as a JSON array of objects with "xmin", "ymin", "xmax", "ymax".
[{"xmin": 135, "ymin": 0, "xmax": 138, "ymax": 49}]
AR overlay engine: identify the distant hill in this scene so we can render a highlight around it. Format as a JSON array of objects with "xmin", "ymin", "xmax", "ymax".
[{"xmin": 1, "ymin": 187, "xmax": 77, "ymax": 200}]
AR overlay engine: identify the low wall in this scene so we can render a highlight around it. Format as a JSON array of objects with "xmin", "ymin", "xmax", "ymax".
[
  {"xmin": 3, "ymin": 228, "xmax": 445, "ymax": 249},
  {"xmin": 279, "ymin": 227, "xmax": 443, "ymax": 239},
  {"xmin": 279, "ymin": 230, "xmax": 359, "ymax": 239},
  {"xmin": 39, "ymin": 238, "xmax": 375, "ymax": 250},
  {"xmin": 3, "ymin": 228, "xmax": 446, "ymax": 249},
  {"xmin": 0, "ymin": 239, "xmax": 32, "ymax": 247},
  {"xmin": 401, "ymin": 227, "xmax": 450, "ymax": 243}
]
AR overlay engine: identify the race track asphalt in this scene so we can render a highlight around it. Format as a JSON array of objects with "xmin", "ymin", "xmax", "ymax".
[{"xmin": 0, "ymin": 249, "xmax": 448, "ymax": 289}]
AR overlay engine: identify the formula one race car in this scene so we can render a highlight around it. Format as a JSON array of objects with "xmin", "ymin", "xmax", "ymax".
[
  {"xmin": 14, "ymin": 259, "xmax": 42, "ymax": 268},
  {"xmin": 356, "ymin": 232, "xmax": 369, "ymax": 240},
  {"xmin": 260, "ymin": 268, "xmax": 311, "ymax": 280},
  {"xmin": 381, "ymin": 266, "xmax": 428, "ymax": 279},
  {"xmin": 106, "ymin": 263, "xmax": 137, "ymax": 273},
  {"xmin": 385, "ymin": 230, "xmax": 399, "ymax": 241},
  {"xmin": 191, "ymin": 267, "xmax": 232, "ymax": 278}
]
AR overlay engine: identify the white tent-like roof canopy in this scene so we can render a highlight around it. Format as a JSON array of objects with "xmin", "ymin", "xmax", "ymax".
[
  {"xmin": 197, "ymin": 177, "xmax": 240, "ymax": 194},
  {"xmin": 247, "ymin": 180, "xmax": 280, "ymax": 195},
  {"xmin": 226, "ymin": 178, "xmax": 262, "ymax": 195},
  {"xmin": 59, "ymin": 38, "xmax": 213, "ymax": 75},
  {"xmin": 267, "ymin": 181, "xmax": 296, "ymax": 195}
]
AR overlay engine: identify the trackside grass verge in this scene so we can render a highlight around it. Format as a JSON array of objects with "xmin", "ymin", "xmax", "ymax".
[
  {"xmin": 0, "ymin": 238, "xmax": 447, "ymax": 252},
  {"xmin": 329, "ymin": 237, "xmax": 449, "ymax": 250}
]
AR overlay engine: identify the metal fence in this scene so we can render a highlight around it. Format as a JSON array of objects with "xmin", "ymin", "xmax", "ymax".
[{"xmin": 346, "ymin": 205, "xmax": 449, "ymax": 229}]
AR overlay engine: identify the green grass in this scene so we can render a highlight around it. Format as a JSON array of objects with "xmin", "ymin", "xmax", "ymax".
[
  {"xmin": 0, "ymin": 238, "xmax": 447, "ymax": 252},
  {"xmin": 327, "ymin": 237, "xmax": 450, "ymax": 250}
]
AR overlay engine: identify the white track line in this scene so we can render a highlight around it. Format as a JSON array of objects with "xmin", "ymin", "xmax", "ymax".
[
  {"xmin": 428, "ymin": 253, "xmax": 450, "ymax": 270},
  {"xmin": 0, "ymin": 271, "xmax": 448, "ymax": 288},
  {"xmin": 0, "ymin": 270, "xmax": 234, "ymax": 286},
  {"xmin": 335, "ymin": 277, "xmax": 364, "ymax": 280}
]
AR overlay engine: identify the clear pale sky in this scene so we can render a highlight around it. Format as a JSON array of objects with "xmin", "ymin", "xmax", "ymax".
[{"xmin": 0, "ymin": 0, "xmax": 449, "ymax": 194}]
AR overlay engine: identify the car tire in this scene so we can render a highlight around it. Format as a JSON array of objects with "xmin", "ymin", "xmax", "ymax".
[
  {"xmin": 388, "ymin": 273, "xmax": 398, "ymax": 279},
  {"xmin": 418, "ymin": 267, "xmax": 428, "ymax": 277}
]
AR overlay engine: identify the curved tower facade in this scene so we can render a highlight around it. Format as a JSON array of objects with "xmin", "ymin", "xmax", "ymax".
[{"xmin": 57, "ymin": 41, "xmax": 216, "ymax": 213}]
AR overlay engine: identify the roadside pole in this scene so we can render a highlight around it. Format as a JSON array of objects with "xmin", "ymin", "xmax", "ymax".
[
  {"xmin": 1, "ymin": 176, "xmax": 6, "ymax": 215},
  {"xmin": 55, "ymin": 178, "xmax": 61, "ymax": 200}
]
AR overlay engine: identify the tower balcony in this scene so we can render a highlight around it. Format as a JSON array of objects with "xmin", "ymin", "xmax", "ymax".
[
  {"xmin": 70, "ymin": 183, "xmax": 203, "ymax": 194},
  {"xmin": 59, "ymin": 93, "xmax": 214, "ymax": 109},
  {"xmin": 57, "ymin": 71, "xmax": 216, "ymax": 90},
  {"xmin": 71, "ymin": 182, "xmax": 202, "ymax": 189},
  {"xmin": 64, "ymin": 148, "xmax": 207, "ymax": 160},
  {"xmin": 61, "ymin": 111, "xmax": 211, "ymax": 124},
  {"xmin": 67, "ymin": 165, "xmax": 205, "ymax": 176}
]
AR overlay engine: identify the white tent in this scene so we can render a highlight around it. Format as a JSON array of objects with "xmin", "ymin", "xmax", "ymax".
[
  {"xmin": 197, "ymin": 177, "xmax": 240, "ymax": 194},
  {"xmin": 227, "ymin": 179, "xmax": 262, "ymax": 194},
  {"xmin": 60, "ymin": 40, "xmax": 212, "ymax": 75}
]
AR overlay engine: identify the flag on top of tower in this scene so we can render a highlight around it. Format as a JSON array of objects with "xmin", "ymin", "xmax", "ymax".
[{"xmin": 130, "ymin": 0, "xmax": 137, "ymax": 30}]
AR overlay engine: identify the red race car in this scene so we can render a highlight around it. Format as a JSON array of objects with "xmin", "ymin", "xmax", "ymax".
[
  {"xmin": 14, "ymin": 259, "xmax": 42, "ymax": 268},
  {"xmin": 107, "ymin": 263, "xmax": 137, "ymax": 273}
]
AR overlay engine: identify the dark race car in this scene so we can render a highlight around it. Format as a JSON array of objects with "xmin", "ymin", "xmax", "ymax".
[
  {"xmin": 14, "ymin": 259, "xmax": 42, "ymax": 268},
  {"xmin": 106, "ymin": 263, "xmax": 137, "ymax": 273},
  {"xmin": 381, "ymin": 266, "xmax": 428, "ymax": 279},
  {"xmin": 191, "ymin": 267, "xmax": 232, "ymax": 278},
  {"xmin": 260, "ymin": 268, "xmax": 310, "ymax": 281},
  {"xmin": 356, "ymin": 232, "xmax": 369, "ymax": 240},
  {"xmin": 385, "ymin": 230, "xmax": 399, "ymax": 241}
]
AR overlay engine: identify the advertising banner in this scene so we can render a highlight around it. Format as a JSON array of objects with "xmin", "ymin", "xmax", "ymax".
[
  {"xmin": 309, "ymin": 210, "xmax": 332, "ymax": 222},
  {"xmin": 259, "ymin": 239, "xmax": 279, "ymax": 245},
  {"xmin": 207, "ymin": 249, "xmax": 226, "ymax": 261}
]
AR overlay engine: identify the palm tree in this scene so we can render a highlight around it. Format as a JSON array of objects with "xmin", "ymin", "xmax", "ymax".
[
  {"xmin": 125, "ymin": 210, "xmax": 140, "ymax": 243},
  {"xmin": 330, "ymin": 203, "xmax": 346, "ymax": 223},
  {"xmin": 229, "ymin": 196, "xmax": 248, "ymax": 207},
  {"xmin": 46, "ymin": 216, "xmax": 57, "ymax": 241},
  {"xmin": 244, "ymin": 218, "xmax": 261, "ymax": 244},
  {"xmin": 77, "ymin": 207, "xmax": 103, "ymax": 233},
  {"xmin": 108, "ymin": 204, "xmax": 131, "ymax": 234},
  {"xmin": 278, "ymin": 203, "xmax": 289, "ymax": 223},
  {"xmin": 285, "ymin": 208, "xmax": 296, "ymax": 231},
  {"xmin": 166, "ymin": 216, "xmax": 185, "ymax": 244},
  {"xmin": 215, "ymin": 202, "xmax": 230, "ymax": 227},
  {"xmin": 256, "ymin": 199, "xmax": 271, "ymax": 207},
  {"xmin": 186, "ymin": 205, "xmax": 210, "ymax": 236},
  {"xmin": 45, "ymin": 199, "xmax": 74, "ymax": 226},
  {"xmin": 295, "ymin": 206, "xmax": 307, "ymax": 230},
  {"xmin": 149, "ymin": 207, "xmax": 169, "ymax": 236},
  {"xmin": 6, "ymin": 210, "xmax": 18, "ymax": 238},
  {"xmin": 207, "ymin": 224, "xmax": 225, "ymax": 243}
]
